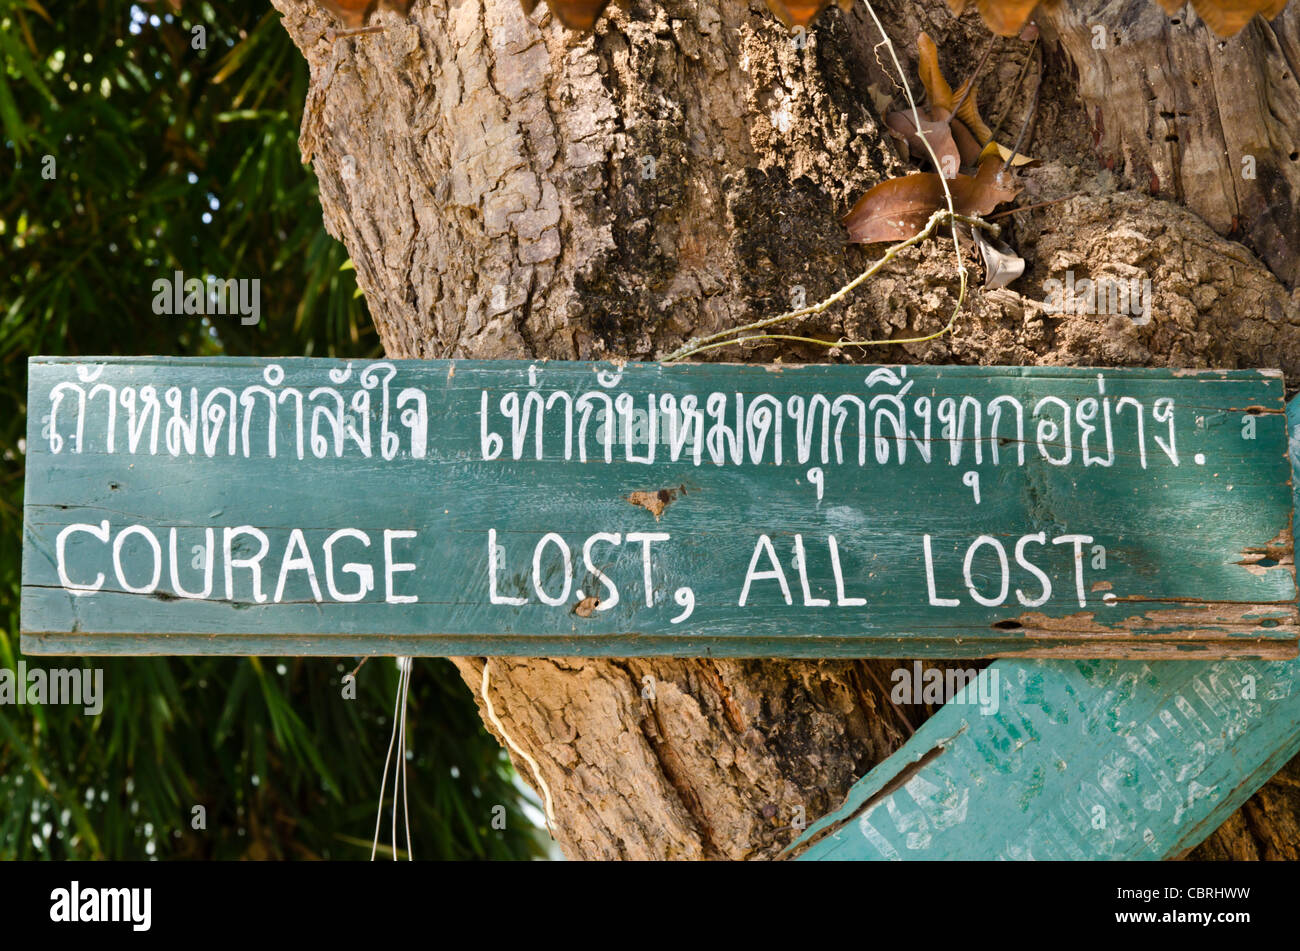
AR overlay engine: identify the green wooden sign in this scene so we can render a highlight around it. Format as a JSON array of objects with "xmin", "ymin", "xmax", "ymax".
[
  {"xmin": 20, "ymin": 357, "xmax": 1298, "ymax": 658},
  {"xmin": 786, "ymin": 393, "xmax": 1300, "ymax": 860}
]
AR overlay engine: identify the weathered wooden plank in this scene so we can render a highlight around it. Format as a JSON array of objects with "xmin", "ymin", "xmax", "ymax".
[
  {"xmin": 20, "ymin": 357, "xmax": 1298, "ymax": 657},
  {"xmin": 786, "ymin": 393, "xmax": 1300, "ymax": 860}
]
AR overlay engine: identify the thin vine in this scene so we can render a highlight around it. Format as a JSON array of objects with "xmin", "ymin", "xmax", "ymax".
[{"xmin": 665, "ymin": 210, "xmax": 996, "ymax": 361}]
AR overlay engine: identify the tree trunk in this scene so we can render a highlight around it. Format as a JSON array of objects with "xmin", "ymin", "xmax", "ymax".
[{"xmin": 271, "ymin": 0, "xmax": 1300, "ymax": 859}]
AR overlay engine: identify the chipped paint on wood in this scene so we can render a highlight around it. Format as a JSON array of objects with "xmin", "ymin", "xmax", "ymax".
[{"xmin": 20, "ymin": 357, "xmax": 1299, "ymax": 658}]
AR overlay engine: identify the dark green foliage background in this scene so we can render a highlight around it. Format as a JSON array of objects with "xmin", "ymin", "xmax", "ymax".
[{"xmin": 0, "ymin": 0, "xmax": 544, "ymax": 859}]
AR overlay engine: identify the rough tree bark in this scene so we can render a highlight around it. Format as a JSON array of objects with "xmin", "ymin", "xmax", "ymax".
[{"xmin": 269, "ymin": 0, "xmax": 1300, "ymax": 859}]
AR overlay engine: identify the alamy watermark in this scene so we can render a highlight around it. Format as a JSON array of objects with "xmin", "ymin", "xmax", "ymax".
[
  {"xmin": 890, "ymin": 661, "xmax": 1000, "ymax": 715},
  {"xmin": 0, "ymin": 661, "xmax": 103, "ymax": 715},
  {"xmin": 595, "ymin": 407, "xmax": 698, "ymax": 449},
  {"xmin": 50, "ymin": 881, "xmax": 150, "ymax": 931},
  {"xmin": 1043, "ymin": 270, "xmax": 1152, "ymax": 325},
  {"xmin": 152, "ymin": 270, "xmax": 260, "ymax": 326}
]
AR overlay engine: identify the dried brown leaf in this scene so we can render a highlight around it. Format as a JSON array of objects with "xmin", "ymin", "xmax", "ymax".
[
  {"xmin": 842, "ymin": 175, "xmax": 948, "ymax": 244},
  {"xmin": 953, "ymin": 78, "xmax": 994, "ymax": 143},
  {"xmin": 519, "ymin": 0, "xmax": 612, "ymax": 30},
  {"xmin": 317, "ymin": 0, "xmax": 373, "ymax": 27},
  {"xmin": 917, "ymin": 33, "xmax": 955, "ymax": 112},
  {"xmin": 951, "ymin": 117, "xmax": 984, "ymax": 165},
  {"xmin": 989, "ymin": 142, "xmax": 1036, "ymax": 166},
  {"xmin": 901, "ymin": 39, "xmax": 1034, "ymax": 170},
  {"xmin": 955, "ymin": 0, "xmax": 1286, "ymax": 38},
  {"xmin": 975, "ymin": 0, "xmax": 1041, "ymax": 35},
  {"xmin": 886, "ymin": 108, "xmax": 962, "ymax": 177},
  {"xmin": 1185, "ymin": 0, "xmax": 1285, "ymax": 35},
  {"xmin": 842, "ymin": 154, "xmax": 1022, "ymax": 244},
  {"xmin": 766, "ymin": 0, "xmax": 836, "ymax": 27},
  {"xmin": 316, "ymin": 0, "xmax": 409, "ymax": 26},
  {"xmin": 964, "ymin": 151, "xmax": 1024, "ymax": 212}
]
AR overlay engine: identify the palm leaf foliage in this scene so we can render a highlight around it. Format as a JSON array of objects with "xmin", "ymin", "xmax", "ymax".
[{"xmin": 0, "ymin": 0, "xmax": 545, "ymax": 860}]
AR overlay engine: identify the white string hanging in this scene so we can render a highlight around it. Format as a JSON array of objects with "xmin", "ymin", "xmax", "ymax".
[{"xmin": 371, "ymin": 655, "xmax": 414, "ymax": 861}]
